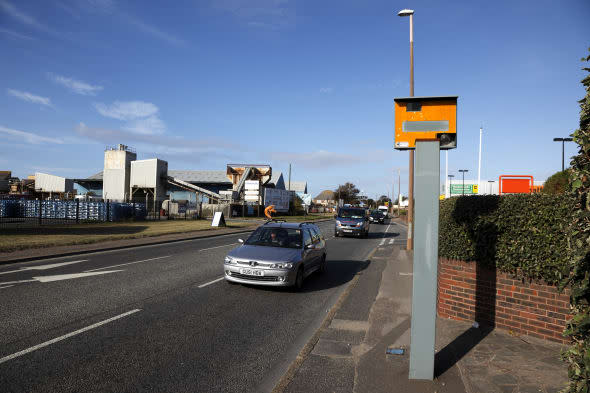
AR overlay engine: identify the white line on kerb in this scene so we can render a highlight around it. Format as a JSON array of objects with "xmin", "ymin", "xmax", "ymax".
[
  {"xmin": 0, "ymin": 309, "xmax": 141, "ymax": 365},
  {"xmin": 198, "ymin": 277, "xmax": 225, "ymax": 288},
  {"xmin": 0, "ymin": 285, "xmax": 14, "ymax": 289},
  {"xmin": 399, "ymin": 272, "xmax": 413, "ymax": 276},
  {"xmin": 85, "ymin": 256, "xmax": 172, "ymax": 272}
]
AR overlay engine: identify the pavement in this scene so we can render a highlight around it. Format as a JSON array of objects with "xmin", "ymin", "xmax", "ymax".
[{"xmin": 280, "ymin": 219, "xmax": 569, "ymax": 393}]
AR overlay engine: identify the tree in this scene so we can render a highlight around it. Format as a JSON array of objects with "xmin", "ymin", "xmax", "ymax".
[
  {"xmin": 542, "ymin": 170, "xmax": 570, "ymax": 194},
  {"xmin": 561, "ymin": 48, "xmax": 590, "ymax": 393},
  {"xmin": 377, "ymin": 195, "xmax": 391, "ymax": 206},
  {"xmin": 367, "ymin": 198, "xmax": 376, "ymax": 208},
  {"xmin": 334, "ymin": 183, "xmax": 360, "ymax": 204}
]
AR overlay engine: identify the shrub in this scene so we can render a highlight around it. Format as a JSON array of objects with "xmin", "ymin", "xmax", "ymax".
[
  {"xmin": 543, "ymin": 170, "xmax": 570, "ymax": 194},
  {"xmin": 439, "ymin": 194, "xmax": 574, "ymax": 285}
]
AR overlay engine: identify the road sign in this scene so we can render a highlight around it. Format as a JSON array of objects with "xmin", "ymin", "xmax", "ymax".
[{"xmin": 450, "ymin": 184, "xmax": 477, "ymax": 195}]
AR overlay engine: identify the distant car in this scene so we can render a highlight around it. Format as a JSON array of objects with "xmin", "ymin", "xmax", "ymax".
[
  {"xmin": 369, "ymin": 210, "xmax": 386, "ymax": 224},
  {"xmin": 334, "ymin": 207, "xmax": 370, "ymax": 238},
  {"xmin": 224, "ymin": 222, "xmax": 327, "ymax": 290},
  {"xmin": 378, "ymin": 205, "xmax": 389, "ymax": 217}
]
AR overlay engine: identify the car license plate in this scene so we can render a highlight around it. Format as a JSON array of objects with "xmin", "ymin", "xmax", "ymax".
[
  {"xmin": 240, "ymin": 268, "xmax": 264, "ymax": 276},
  {"xmin": 343, "ymin": 229, "xmax": 352, "ymax": 232}
]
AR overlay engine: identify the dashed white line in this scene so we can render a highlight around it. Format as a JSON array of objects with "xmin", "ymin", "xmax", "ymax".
[
  {"xmin": 399, "ymin": 272, "xmax": 413, "ymax": 276},
  {"xmin": 389, "ymin": 239, "xmax": 394, "ymax": 245},
  {"xmin": 85, "ymin": 256, "xmax": 172, "ymax": 272},
  {"xmin": 0, "ymin": 309, "xmax": 141, "ymax": 365},
  {"xmin": 198, "ymin": 277, "xmax": 225, "ymax": 288},
  {"xmin": 0, "ymin": 285, "xmax": 14, "ymax": 289}
]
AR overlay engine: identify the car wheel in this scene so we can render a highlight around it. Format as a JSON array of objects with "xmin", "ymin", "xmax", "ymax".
[
  {"xmin": 334, "ymin": 231, "xmax": 339, "ymax": 237},
  {"xmin": 318, "ymin": 255, "xmax": 327, "ymax": 274},
  {"xmin": 294, "ymin": 267, "xmax": 304, "ymax": 291}
]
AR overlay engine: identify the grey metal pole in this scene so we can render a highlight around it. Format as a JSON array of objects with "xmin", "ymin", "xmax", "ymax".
[
  {"xmin": 462, "ymin": 172, "xmax": 465, "ymax": 196},
  {"xmin": 409, "ymin": 140, "xmax": 440, "ymax": 380},
  {"xmin": 562, "ymin": 140, "xmax": 565, "ymax": 172}
]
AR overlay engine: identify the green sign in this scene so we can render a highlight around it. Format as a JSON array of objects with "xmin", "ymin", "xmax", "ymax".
[{"xmin": 450, "ymin": 184, "xmax": 478, "ymax": 195}]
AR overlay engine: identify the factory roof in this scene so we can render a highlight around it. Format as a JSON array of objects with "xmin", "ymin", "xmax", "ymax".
[
  {"xmin": 287, "ymin": 181, "xmax": 307, "ymax": 193},
  {"xmin": 168, "ymin": 170, "xmax": 230, "ymax": 184}
]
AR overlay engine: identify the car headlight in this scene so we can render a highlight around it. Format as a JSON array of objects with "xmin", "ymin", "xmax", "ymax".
[
  {"xmin": 270, "ymin": 263, "xmax": 294, "ymax": 269},
  {"xmin": 224, "ymin": 256, "xmax": 234, "ymax": 264},
  {"xmin": 336, "ymin": 220, "xmax": 341, "ymax": 226},
  {"xmin": 357, "ymin": 222, "xmax": 363, "ymax": 227},
  {"xmin": 369, "ymin": 217, "xmax": 374, "ymax": 221}
]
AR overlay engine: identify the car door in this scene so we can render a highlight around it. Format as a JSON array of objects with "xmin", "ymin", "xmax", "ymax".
[
  {"xmin": 308, "ymin": 226, "xmax": 323, "ymax": 270},
  {"xmin": 302, "ymin": 228, "xmax": 314, "ymax": 273}
]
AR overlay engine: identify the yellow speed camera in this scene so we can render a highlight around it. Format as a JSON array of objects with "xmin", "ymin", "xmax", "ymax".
[{"xmin": 394, "ymin": 96, "xmax": 458, "ymax": 150}]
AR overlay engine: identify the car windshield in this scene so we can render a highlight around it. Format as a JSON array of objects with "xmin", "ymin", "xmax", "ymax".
[
  {"xmin": 245, "ymin": 227, "xmax": 302, "ymax": 249},
  {"xmin": 370, "ymin": 210, "xmax": 384, "ymax": 217},
  {"xmin": 338, "ymin": 209, "xmax": 365, "ymax": 219}
]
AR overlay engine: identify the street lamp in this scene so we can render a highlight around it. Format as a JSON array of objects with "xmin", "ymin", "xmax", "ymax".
[
  {"xmin": 553, "ymin": 137, "xmax": 573, "ymax": 172},
  {"xmin": 458, "ymin": 169, "xmax": 468, "ymax": 196},
  {"xmin": 398, "ymin": 8, "xmax": 415, "ymax": 251},
  {"xmin": 448, "ymin": 174, "xmax": 454, "ymax": 196}
]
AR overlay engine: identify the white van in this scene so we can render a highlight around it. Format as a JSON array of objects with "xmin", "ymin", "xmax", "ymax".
[{"xmin": 378, "ymin": 205, "xmax": 389, "ymax": 217}]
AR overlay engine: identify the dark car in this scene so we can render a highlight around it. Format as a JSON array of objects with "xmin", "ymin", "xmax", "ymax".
[
  {"xmin": 224, "ymin": 222, "xmax": 327, "ymax": 290},
  {"xmin": 334, "ymin": 207, "xmax": 370, "ymax": 238},
  {"xmin": 369, "ymin": 209, "xmax": 387, "ymax": 224}
]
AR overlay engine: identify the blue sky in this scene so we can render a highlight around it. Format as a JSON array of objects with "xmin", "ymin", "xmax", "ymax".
[{"xmin": 1, "ymin": 0, "xmax": 589, "ymax": 199}]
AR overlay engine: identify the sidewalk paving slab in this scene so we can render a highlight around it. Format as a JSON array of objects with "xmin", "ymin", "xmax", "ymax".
[{"xmin": 281, "ymin": 240, "xmax": 569, "ymax": 393}]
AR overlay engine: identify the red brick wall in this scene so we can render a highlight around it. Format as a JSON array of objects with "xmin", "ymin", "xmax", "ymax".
[{"xmin": 437, "ymin": 257, "xmax": 571, "ymax": 344}]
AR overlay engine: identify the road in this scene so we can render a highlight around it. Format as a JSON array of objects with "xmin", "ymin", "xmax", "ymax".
[{"xmin": 0, "ymin": 219, "xmax": 406, "ymax": 393}]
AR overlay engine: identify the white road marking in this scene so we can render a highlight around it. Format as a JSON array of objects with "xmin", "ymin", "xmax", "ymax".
[
  {"xmin": 198, "ymin": 277, "xmax": 225, "ymax": 288},
  {"xmin": 85, "ymin": 256, "xmax": 172, "ymax": 272},
  {"xmin": 34, "ymin": 270, "xmax": 123, "ymax": 283},
  {"xmin": 0, "ymin": 260, "xmax": 89, "ymax": 276},
  {"xmin": 379, "ymin": 238, "xmax": 385, "ymax": 246},
  {"xmin": 389, "ymin": 239, "xmax": 394, "ymax": 245},
  {"xmin": 0, "ymin": 279, "xmax": 37, "ymax": 286},
  {"xmin": 399, "ymin": 272, "xmax": 413, "ymax": 276},
  {"xmin": 199, "ymin": 244, "xmax": 237, "ymax": 252},
  {"xmin": 0, "ymin": 285, "xmax": 14, "ymax": 289},
  {"xmin": 0, "ymin": 309, "xmax": 141, "ymax": 365}
]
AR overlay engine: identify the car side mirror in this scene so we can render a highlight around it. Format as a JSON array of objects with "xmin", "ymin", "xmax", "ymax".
[{"xmin": 238, "ymin": 239, "xmax": 244, "ymax": 244}]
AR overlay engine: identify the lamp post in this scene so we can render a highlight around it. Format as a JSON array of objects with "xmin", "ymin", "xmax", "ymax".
[
  {"xmin": 459, "ymin": 169, "xmax": 468, "ymax": 196},
  {"xmin": 553, "ymin": 137, "xmax": 573, "ymax": 172},
  {"xmin": 448, "ymin": 174, "xmax": 454, "ymax": 196},
  {"xmin": 398, "ymin": 8, "xmax": 415, "ymax": 251}
]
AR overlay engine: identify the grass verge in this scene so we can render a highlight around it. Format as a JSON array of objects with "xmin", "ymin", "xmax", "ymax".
[{"xmin": 0, "ymin": 220, "xmax": 253, "ymax": 253}]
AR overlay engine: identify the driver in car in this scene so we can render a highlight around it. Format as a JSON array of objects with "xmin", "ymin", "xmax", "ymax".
[{"xmin": 269, "ymin": 229, "xmax": 288, "ymax": 246}]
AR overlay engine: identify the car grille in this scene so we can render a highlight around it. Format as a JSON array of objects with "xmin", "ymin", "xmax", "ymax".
[{"xmin": 231, "ymin": 273, "xmax": 280, "ymax": 282}]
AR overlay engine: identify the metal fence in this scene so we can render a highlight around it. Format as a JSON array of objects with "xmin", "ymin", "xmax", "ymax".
[{"xmin": 0, "ymin": 198, "xmax": 147, "ymax": 227}]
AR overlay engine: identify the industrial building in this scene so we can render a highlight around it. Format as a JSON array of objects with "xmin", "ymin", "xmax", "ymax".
[{"xmin": 1, "ymin": 144, "xmax": 306, "ymax": 218}]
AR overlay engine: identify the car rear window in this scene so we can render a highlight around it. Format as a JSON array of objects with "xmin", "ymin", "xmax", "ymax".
[
  {"xmin": 245, "ymin": 227, "xmax": 302, "ymax": 249},
  {"xmin": 338, "ymin": 209, "xmax": 365, "ymax": 219}
]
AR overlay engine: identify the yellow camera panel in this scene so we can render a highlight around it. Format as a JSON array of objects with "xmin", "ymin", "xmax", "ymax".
[{"xmin": 394, "ymin": 96, "xmax": 458, "ymax": 150}]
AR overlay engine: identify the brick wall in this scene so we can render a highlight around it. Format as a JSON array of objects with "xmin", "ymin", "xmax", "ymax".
[{"xmin": 437, "ymin": 257, "xmax": 571, "ymax": 344}]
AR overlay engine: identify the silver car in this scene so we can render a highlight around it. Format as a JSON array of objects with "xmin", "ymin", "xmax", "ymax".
[{"xmin": 224, "ymin": 222, "xmax": 327, "ymax": 290}]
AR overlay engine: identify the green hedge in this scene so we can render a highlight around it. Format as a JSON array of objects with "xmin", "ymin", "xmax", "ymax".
[{"xmin": 439, "ymin": 193, "xmax": 575, "ymax": 285}]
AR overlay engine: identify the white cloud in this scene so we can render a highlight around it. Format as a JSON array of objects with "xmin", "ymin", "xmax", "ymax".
[
  {"xmin": 0, "ymin": 27, "xmax": 35, "ymax": 40},
  {"xmin": 125, "ymin": 16, "xmax": 187, "ymax": 47},
  {"xmin": 49, "ymin": 73, "xmax": 103, "ymax": 95},
  {"xmin": 215, "ymin": 0, "xmax": 293, "ymax": 29},
  {"xmin": 93, "ymin": 101, "xmax": 159, "ymax": 120},
  {"xmin": 7, "ymin": 89, "xmax": 52, "ymax": 107},
  {"xmin": 122, "ymin": 115, "xmax": 166, "ymax": 135},
  {"xmin": 0, "ymin": 125, "xmax": 63, "ymax": 144},
  {"xmin": 1, "ymin": 1, "xmax": 46, "ymax": 30},
  {"xmin": 93, "ymin": 100, "xmax": 165, "ymax": 134},
  {"xmin": 319, "ymin": 87, "xmax": 333, "ymax": 94},
  {"xmin": 75, "ymin": 123, "xmax": 239, "ymax": 154}
]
